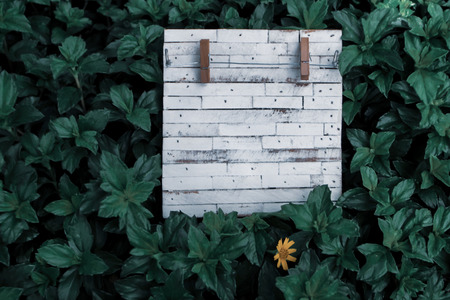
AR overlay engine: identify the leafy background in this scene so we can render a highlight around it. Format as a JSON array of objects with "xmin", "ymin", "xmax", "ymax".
[{"xmin": 0, "ymin": 0, "xmax": 449, "ymax": 299}]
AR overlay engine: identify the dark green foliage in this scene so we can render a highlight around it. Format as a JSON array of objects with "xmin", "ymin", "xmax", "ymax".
[{"xmin": 0, "ymin": 0, "xmax": 449, "ymax": 299}]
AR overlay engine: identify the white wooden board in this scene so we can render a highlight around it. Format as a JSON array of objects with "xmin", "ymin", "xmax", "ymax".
[{"xmin": 163, "ymin": 29, "xmax": 342, "ymax": 217}]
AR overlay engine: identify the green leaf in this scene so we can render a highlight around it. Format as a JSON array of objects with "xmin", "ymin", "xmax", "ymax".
[
  {"xmin": 78, "ymin": 252, "xmax": 108, "ymax": 275},
  {"xmin": 54, "ymin": 2, "xmax": 91, "ymax": 33},
  {"xmin": 127, "ymin": 226, "xmax": 159, "ymax": 256},
  {"xmin": 350, "ymin": 147, "xmax": 375, "ymax": 173},
  {"xmin": 118, "ymin": 35, "xmax": 140, "ymax": 60},
  {"xmin": 192, "ymin": 260, "xmax": 218, "ymax": 292},
  {"xmin": 50, "ymin": 116, "xmax": 79, "ymax": 138},
  {"xmin": 407, "ymin": 69, "xmax": 446, "ymax": 104},
  {"xmin": 339, "ymin": 45, "xmax": 364, "ymax": 75},
  {"xmin": 142, "ymin": 24, "xmax": 164, "ymax": 45},
  {"xmin": 361, "ymin": 166, "xmax": 378, "ymax": 191},
  {"xmin": 110, "ymin": 85, "xmax": 134, "ymax": 114},
  {"xmin": 115, "ymin": 275, "xmax": 151, "ymax": 300},
  {"xmin": 59, "ymin": 36, "xmax": 87, "ymax": 62},
  {"xmin": 361, "ymin": 8, "xmax": 397, "ymax": 44},
  {"xmin": 78, "ymin": 109, "xmax": 110, "ymax": 133},
  {"xmin": 15, "ymin": 201, "xmax": 38, "ymax": 223},
  {"xmin": 368, "ymin": 70, "xmax": 394, "ymax": 97},
  {"xmin": 391, "ymin": 179, "xmax": 415, "ymax": 205},
  {"xmin": 429, "ymin": 156, "xmax": 450, "ymax": 187},
  {"xmin": 130, "ymin": 60, "xmax": 162, "ymax": 83},
  {"xmin": 44, "ymin": 200, "xmax": 75, "ymax": 216},
  {"xmin": 428, "ymin": 232, "xmax": 446, "ymax": 258},
  {"xmin": 343, "ymin": 101, "xmax": 361, "ymax": 125},
  {"xmin": 57, "ymin": 86, "xmax": 82, "ymax": 114},
  {"xmin": 0, "ymin": 71, "xmax": 18, "ymax": 118},
  {"xmin": 333, "ymin": 9, "xmax": 363, "ymax": 43},
  {"xmin": 188, "ymin": 226, "xmax": 210, "ymax": 260},
  {"xmin": 303, "ymin": 0, "xmax": 328, "ymax": 29},
  {"xmin": 64, "ymin": 214, "xmax": 93, "ymax": 252},
  {"xmin": 79, "ymin": 53, "xmax": 109, "ymax": 74},
  {"xmin": 100, "ymin": 151, "xmax": 129, "ymax": 192},
  {"xmin": 433, "ymin": 207, "xmax": 450, "ymax": 235},
  {"xmin": 0, "ymin": 213, "xmax": 29, "ymax": 244},
  {"xmin": 127, "ymin": 108, "xmax": 151, "ymax": 132},
  {"xmin": 50, "ymin": 57, "xmax": 69, "ymax": 79},
  {"xmin": 0, "ymin": 287, "xmax": 23, "ymax": 300},
  {"xmin": 337, "ymin": 187, "xmax": 377, "ymax": 211},
  {"xmin": 0, "ymin": 3, "xmax": 32, "ymax": 33},
  {"xmin": 0, "ymin": 244, "xmax": 9, "ymax": 266},
  {"xmin": 75, "ymin": 130, "xmax": 98, "ymax": 153},
  {"xmin": 38, "ymin": 244, "xmax": 80, "ymax": 268},
  {"xmin": 358, "ymin": 243, "xmax": 398, "ymax": 281},
  {"xmin": 58, "ymin": 268, "xmax": 82, "ymax": 300}
]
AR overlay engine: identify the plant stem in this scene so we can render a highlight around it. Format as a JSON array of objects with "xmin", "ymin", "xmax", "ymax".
[{"xmin": 73, "ymin": 72, "xmax": 86, "ymax": 112}]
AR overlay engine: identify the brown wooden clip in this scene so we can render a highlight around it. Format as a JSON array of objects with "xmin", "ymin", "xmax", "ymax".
[
  {"xmin": 300, "ymin": 37, "xmax": 309, "ymax": 81},
  {"xmin": 200, "ymin": 39, "xmax": 210, "ymax": 83}
]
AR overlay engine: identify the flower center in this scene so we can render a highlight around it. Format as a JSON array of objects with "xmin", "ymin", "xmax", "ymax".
[{"xmin": 279, "ymin": 248, "xmax": 289, "ymax": 259}]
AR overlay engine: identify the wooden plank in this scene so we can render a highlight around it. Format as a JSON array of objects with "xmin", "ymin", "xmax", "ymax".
[
  {"xmin": 313, "ymin": 84, "xmax": 343, "ymax": 96},
  {"xmin": 253, "ymin": 97, "xmax": 302, "ymax": 109},
  {"xmin": 276, "ymin": 123, "xmax": 324, "ymax": 136},
  {"xmin": 164, "ymin": 83, "xmax": 266, "ymax": 96},
  {"xmin": 279, "ymin": 162, "xmax": 322, "ymax": 175},
  {"xmin": 163, "ymin": 176, "xmax": 213, "ymax": 191},
  {"xmin": 213, "ymin": 137, "xmax": 263, "ymax": 150},
  {"xmin": 164, "ymin": 29, "xmax": 217, "ymax": 42},
  {"xmin": 287, "ymin": 42, "xmax": 341, "ymax": 56},
  {"xmin": 165, "ymin": 42, "xmax": 288, "ymax": 56},
  {"xmin": 262, "ymin": 136, "xmax": 315, "ymax": 149},
  {"xmin": 163, "ymin": 110, "xmax": 340, "ymax": 124},
  {"xmin": 163, "ymin": 188, "xmax": 312, "ymax": 204},
  {"xmin": 202, "ymin": 96, "xmax": 252, "ymax": 109},
  {"xmin": 303, "ymin": 96, "xmax": 341, "ymax": 110},
  {"xmin": 218, "ymin": 124, "xmax": 276, "ymax": 136},
  {"xmin": 300, "ymin": 30, "xmax": 342, "ymax": 43},
  {"xmin": 163, "ymin": 149, "xmax": 341, "ymax": 163},
  {"xmin": 265, "ymin": 83, "xmax": 313, "ymax": 96},
  {"xmin": 163, "ymin": 124, "xmax": 219, "ymax": 137},
  {"xmin": 163, "ymin": 67, "xmax": 341, "ymax": 83},
  {"xmin": 314, "ymin": 136, "xmax": 341, "ymax": 148},
  {"xmin": 212, "ymin": 176, "xmax": 262, "ymax": 189},
  {"xmin": 217, "ymin": 29, "xmax": 268, "ymax": 43},
  {"xmin": 163, "ymin": 163, "xmax": 227, "ymax": 177},
  {"xmin": 200, "ymin": 39, "xmax": 210, "ymax": 83},
  {"xmin": 269, "ymin": 30, "xmax": 299, "ymax": 43},
  {"xmin": 261, "ymin": 175, "xmax": 311, "ymax": 188},
  {"xmin": 163, "ymin": 137, "xmax": 213, "ymax": 150},
  {"xmin": 163, "ymin": 97, "xmax": 202, "ymax": 109},
  {"xmin": 227, "ymin": 163, "xmax": 278, "ymax": 176}
]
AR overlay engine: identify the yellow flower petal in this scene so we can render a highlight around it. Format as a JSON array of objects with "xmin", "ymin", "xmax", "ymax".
[
  {"xmin": 277, "ymin": 259, "xmax": 281, "ymax": 268},
  {"xmin": 283, "ymin": 237, "xmax": 289, "ymax": 247},
  {"xmin": 286, "ymin": 240, "xmax": 295, "ymax": 248},
  {"xmin": 288, "ymin": 248, "xmax": 296, "ymax": 254},
  {"xmin": 274, "ymin": 253, "xmax": 279, "ymax": 260},
  {"xmin": 281, "ymin": 260, "xmax": 288, "ymax": 271},
  {"xmin": 277, "ymin": 239, "xmax": 283, "ymax": 248},
  {"xmin": 287, "ymin": 255, "xmax": 297, "ymax": 262}
]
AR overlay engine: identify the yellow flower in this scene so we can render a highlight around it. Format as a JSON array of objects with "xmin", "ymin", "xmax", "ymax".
[{"xmin": 274, "ymin": 237, "xmax": 297, "ymax": 270}]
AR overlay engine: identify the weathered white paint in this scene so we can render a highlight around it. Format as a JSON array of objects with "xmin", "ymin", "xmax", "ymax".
[
  {"xmin": 300, "ymin": 30, "xmax": 342, "ymax": 43},
  {"xmin": 269, "ymin": 30, "xmax": 300, "ymax": 43},
  {"xmin": 213, "ymin": 137, "xmax": 263, "ymax": 150},
  {"xmin": 163, "ymin": 149, "xmax": 341, "ymax": 163},
  {"xmin": 279, "ymin": 162, "xmax": 322, "ymax": 175},
  {"xmin": 164, "ymin": 97, "xmax": 202, "ymax": 110},
  {"xmin": 164, "ymin": 29, "xmax": 218, "ymax": 42},
  {"xmin": 163, "ymin": 29, "xmax": 342, "ymax": 217},
  {"xmin": 212, "ymin": 176, "xmax": 263, "ymax": 189},
  {"xmin": 276, "ymin": 123, "xmax": 324, "ymax": 136},
  {"xmin": 202, "ymin": 96, "xmax": 253, "ymax": 109}
]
